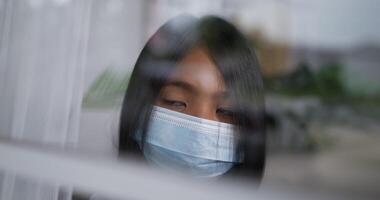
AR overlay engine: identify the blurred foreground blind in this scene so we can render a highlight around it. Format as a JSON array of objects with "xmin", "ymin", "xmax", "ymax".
[
  {"xmin": 0, "ymin": 0, "xmax": 93, "ymax": 199},
  {"xmin": 0, "ymin": 139, "xmax": 360, "ymax": 200},
  {"xmin": 0, "ymin": 0, "xmax": 148, "ymax": 198},
  {"xmin": 0, "ymin": 0, "xmax": 145, "ymax": 199}
]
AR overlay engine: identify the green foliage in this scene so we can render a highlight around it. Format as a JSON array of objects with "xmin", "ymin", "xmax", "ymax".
[
  {"xmin": 314, "ymin": 63, "xmax": 346, "ymax": 99},
  {"xmin": 82, "ymin": 69, "xmax": 130, "ymax": 108},
  {"xmin": 265, "ymin": 62, "xmax": 347, "ymax": 101}
]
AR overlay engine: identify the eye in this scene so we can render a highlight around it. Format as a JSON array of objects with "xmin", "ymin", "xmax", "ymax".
[
  {"xmin": 162, "ymin": 99, "xmax": 187, "ymax": 109},
  {"xmin": 216, "ymin": 107, "xmax": 234, "ymax": 117}
]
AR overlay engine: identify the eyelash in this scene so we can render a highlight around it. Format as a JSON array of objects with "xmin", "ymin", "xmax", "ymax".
[
  {"xmin": 216, "ymin": 108, "xmax": 234, "ymax": 117},
  {"xmin": 162, "ymin": 99, "xmax": 234, "ymax": 117},
  {"xmin": 163, "ymin": 99, "xmax": 187, "ymax": 108}
]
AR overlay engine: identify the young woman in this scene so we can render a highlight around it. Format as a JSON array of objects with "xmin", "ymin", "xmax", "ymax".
[{"xmin": 119, "ymin": 15, "xmax": 266, "ymax": 181}]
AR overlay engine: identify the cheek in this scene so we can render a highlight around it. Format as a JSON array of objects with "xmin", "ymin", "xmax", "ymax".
[
  {"xmin": 217, "ymin": 114, "xmax": 234, "ymax": 124},
  {"xmin": 153, "ymin": 99, "xmax": 164, "ymax": 107}
]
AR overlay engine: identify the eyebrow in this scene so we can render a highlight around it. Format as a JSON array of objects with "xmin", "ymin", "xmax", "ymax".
[
  {"xmin": 164, "ymin": 80, "xmax": 196, "ymax": 93},
  {"xmin": 164, "ymin": 79, "xmax": 229, "ymax": 99}
]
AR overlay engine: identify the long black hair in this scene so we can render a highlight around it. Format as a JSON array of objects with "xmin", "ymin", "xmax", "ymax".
[{"xmin": 119, "ymin": 15, "xmax": 266, "ymax": 181}]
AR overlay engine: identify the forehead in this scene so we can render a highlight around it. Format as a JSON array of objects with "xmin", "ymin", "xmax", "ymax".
[{"xmin": 168, "ymin": 47, "xmax": 226, "ymax": 93}]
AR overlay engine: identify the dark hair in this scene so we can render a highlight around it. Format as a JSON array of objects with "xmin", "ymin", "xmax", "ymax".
[{"xmin": 119, "ymin": 15, "xmax": 266, "ymax": 181}]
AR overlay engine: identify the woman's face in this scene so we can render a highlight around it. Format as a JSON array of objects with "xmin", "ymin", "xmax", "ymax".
[{"xmin": 154, "ymin": 46, "xmax": 234, "ymax": 124}]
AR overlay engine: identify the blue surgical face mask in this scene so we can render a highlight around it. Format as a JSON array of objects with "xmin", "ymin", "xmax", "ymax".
[{"xmin": 134, "ymin": 106, "xmax": 243, "ymax": 178}]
